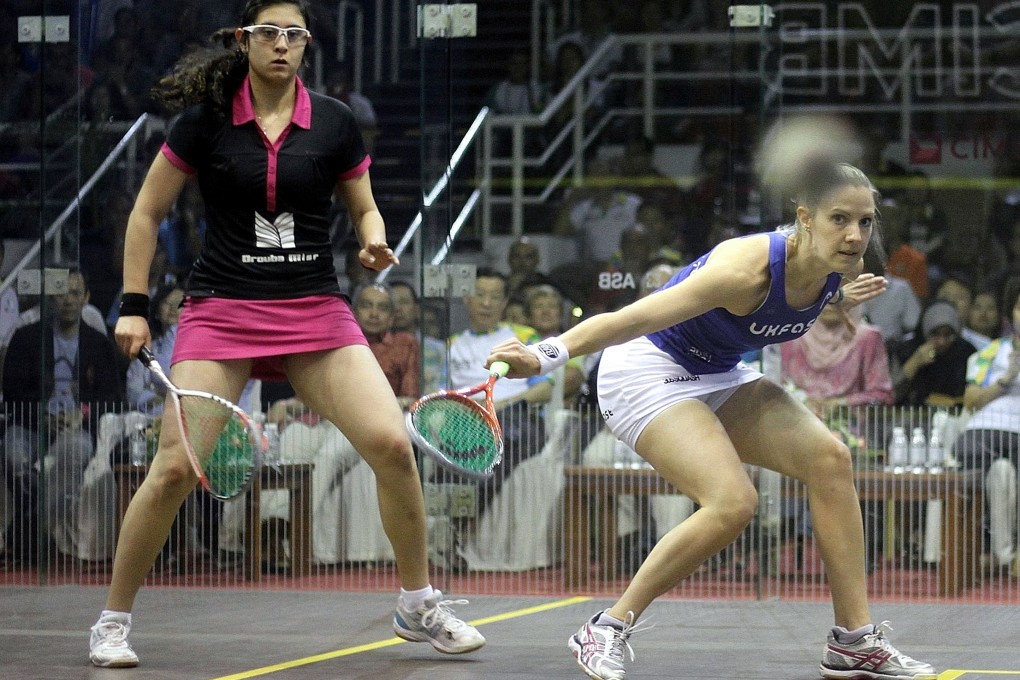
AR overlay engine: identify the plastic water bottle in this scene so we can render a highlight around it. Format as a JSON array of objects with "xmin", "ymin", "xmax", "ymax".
[
  {"xmin": 264, "ymin": 422, "xmax": 281, "ymax": 466},
  {"xmin": 927, "ymin": 427, "xmax": 944, "ymax": 471},
  {"xmin": 887, "ymin": 426, "xmax": 908, "ymax": 473},
  {"xmin": 130, "ymin": 421, "xmax": 147, "ymax": 467},
  {"xmin": 909, "ymin": 426, "xmax": 927, "ymax": 473}
]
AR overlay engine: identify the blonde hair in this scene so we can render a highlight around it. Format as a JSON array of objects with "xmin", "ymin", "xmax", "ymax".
[{"xmin": 777, "ymin": 161, "xmax": 886, "ymax": 264}]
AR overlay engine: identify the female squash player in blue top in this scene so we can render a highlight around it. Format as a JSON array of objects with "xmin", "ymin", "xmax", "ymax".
[
  {"xmin": 89, "ymin": 0, "xmax": 483, "ymax": 667},
  {"xmin": 487, "ymin": 160, "xmax": 936, "ymax": 680}
]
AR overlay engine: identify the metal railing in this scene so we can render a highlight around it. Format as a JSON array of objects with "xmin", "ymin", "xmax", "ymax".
[{"xmin": 0, "ymin": 115, "xmax": 152, "ymax": 295}]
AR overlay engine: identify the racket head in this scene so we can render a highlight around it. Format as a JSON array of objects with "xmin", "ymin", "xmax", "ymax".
[
  {"xmin": 405, "ymin": 393, "xmax": 503, "ymax": 479},
  {"xmin": 169, "ymin": 389, "xmax": 266, "ymax": 500}
]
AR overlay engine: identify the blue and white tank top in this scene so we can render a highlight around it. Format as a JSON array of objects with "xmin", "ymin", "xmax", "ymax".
[{"xmin": 646, "ymin": 231, "xmax": 842, "ymax": 374}]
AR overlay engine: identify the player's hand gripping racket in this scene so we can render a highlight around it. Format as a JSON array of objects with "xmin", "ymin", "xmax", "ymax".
[
  {"xmin": 137, "ymin": 347, "xmax": 267, "ymax": 500},
  {"xmin": 405, "ymin": 361, "xmax": 510, "ymax": 479}
]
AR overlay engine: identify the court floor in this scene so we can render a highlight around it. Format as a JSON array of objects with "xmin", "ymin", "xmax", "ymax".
[{"xmin": 2, "ymin": 586, "xmax": 1018, "ymax": 679}]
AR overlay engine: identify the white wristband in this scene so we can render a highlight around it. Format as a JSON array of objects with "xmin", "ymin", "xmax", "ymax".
[{"xmin": 528, "ymin": 336, "xmax": 570, "ymax": 375}]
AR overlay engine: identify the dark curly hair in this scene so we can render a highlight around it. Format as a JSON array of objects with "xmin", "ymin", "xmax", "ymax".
[{"xmin": 151, "ymin": 0, "xmax": 311, "ymax": 119}]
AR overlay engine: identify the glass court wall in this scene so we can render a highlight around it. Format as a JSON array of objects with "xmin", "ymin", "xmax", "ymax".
[{"xmin": 1, "ymin": 2, "xmax": 1018, "ymax": 607}]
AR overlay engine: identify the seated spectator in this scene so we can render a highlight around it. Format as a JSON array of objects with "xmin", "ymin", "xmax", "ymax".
[
  {"xmin": 897, "ymin": 300, "xmax": 977, "ymax": 407},
  {"xmin": 0, "ymin": 40, "xmax": 32, "ymax": 122},
  {"xmin": 125, "ymin": 284, "xmax": 184, "ymax": 412},
  {"xmin": 781, "ymin": 305, "xmax": 894, "ymax": 414},
  {"xmin": 545, "ymin": 0, "xmax": 621, "ymax": 80},
  {"xmin": 505, "ymin": 237, "xmax": 561, "ymax": 303},
  {"xmin": 900, "ymin": 170, "xmax": 950, "ymax": 282},
  {"xmin": 324, "ymin": 60, "xmax": 379, "ymax": 155},
  {"xmin": 587, "ymin": 223, "xmax": 657, "ymax": 314},
  {"xmin": 860, "ymin": 260, "xmax": 921, "ymax": 359},
  {"xmin": 352, "ymin": 283, "xmax": 421, "ymax": 408},
  {"xmin": 157, "ymin": 182, "xmax": 206, "ymax": 280},
  {"xmin": 446, "ymin": 269, "xmax": 551, "ymax": 508},
  {"xmin": 636, "ymin": 202, "xmax": 686, "ymax": 266},
  {"xmin": 953, "ymin": 289, "xmax": 1020, "ymax": 574},
  {"xmin": 503, "ymin": 294, "xmax": 528, "ymax": 325},
  {"xmin": 553, "ymin": 162, "xmax": 642, "ymax": 263},
  {"xmin": 882, "ymin": 200, "xmax": 929, "ymax": 301},
  {"xmin": 390, "ymin": 281, "xmax": 448, "ymax": 393},
  {"xmin": 1, "ymin": 269, "xmax": 124, "ymax": 560},
  {"xmin": 484, "ymin": 49, "xmax": 545, "ymax": 156},
  {"xmin": 525, "ymin": 284, "xmax": 585, "ymax": 405},
  {"xmin": 936, "ymin": 275, "xmax": 987, "ymax": 350},
  {"xmin": 967, "ymin": 288, "xmax": 1004, "ymax": 351},
  {"xmin": 546, "ymin": 40, "xmax": 609, "ymax": 134}
]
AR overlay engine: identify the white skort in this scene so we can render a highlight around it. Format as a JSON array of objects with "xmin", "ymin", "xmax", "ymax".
[{"xmin": 596, "ymin": 336, "xmax": 763, "ymax": 450}]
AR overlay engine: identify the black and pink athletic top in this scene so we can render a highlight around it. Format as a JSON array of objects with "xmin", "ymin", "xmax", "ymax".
[{"xmin": 161, "ymin": 75, "xmax": 371, "ymax": 299}]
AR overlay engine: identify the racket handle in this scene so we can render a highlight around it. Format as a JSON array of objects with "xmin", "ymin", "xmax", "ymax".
[
  {"xmin": 138, "ymin": 346, "xmax": 155, "ymax": 365},
  {"xmin": 489, "ymin": 361, "xmax": 510, "ymax": 378}
]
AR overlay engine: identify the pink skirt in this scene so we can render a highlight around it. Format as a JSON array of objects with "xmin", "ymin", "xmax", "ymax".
[{"xmin": 172, "ymin": 295, "xmax": 367, "ymax": 381}]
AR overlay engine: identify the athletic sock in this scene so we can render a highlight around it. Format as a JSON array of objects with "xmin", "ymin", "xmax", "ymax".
[
  {"xmin": 399, "ymin": 585, "xmax": 435, "ymax": 611},
  {"xmin": 98, "ymin": 610, "xmax": 131, "ymax": 626},
  {"xmin": 595, "ymin": 611, "xmax": 626, "ymax": 630},
  {"xmin": 834, "ymin": 624, "xmax": 874, "ymax": 643}
]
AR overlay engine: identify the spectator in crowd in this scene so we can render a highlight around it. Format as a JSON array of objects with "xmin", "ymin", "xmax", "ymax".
[
  {"xmin": 683, "ymin": 136, "xmax": 751, "ymax": 255},
  {"xmin": 587, "ymin": 223, "xmax": 657, "ymax": 314},
  {"xmin": 897, "ymin": 300, "xmax": 977, "ymax": 407},
  {"xmin": 157, "ymin": 181, "xmax": 206, "ymax": 280},
  {"xmin": 900, "ymin": 170, "xmax": 950, "ymax": 282},
  {"xmin": 966, "ymin": 288, "xmax": 1003, "ymax": 351},
  {"xmin": 503, "ymin": 294, "xmax": 528, "ymax": 325},
  {"xmin": 124, "ymin": 283, "xmax": 184, "ymax": 412},
  {"xmin": 636, "ymin": 202, "xmax": 686, "ymax": 267},
  {"xmin": 936, "ymin": 275, "xmax": 986, "ymax": 350},
  {"xmin": 484, "ymin": 50, "xmax": 545, "ymax": 155},
  {"xmin": 390, "ymin": 281, "xmax": 448, "ymax": 394},
  {"xmin": 446, "ymin": 269, "xmax": 551, "ymax": 508},
  {"xmin": 545, "ymin": 0, "xmax": 621, "ymax": 80},
  {"xmin": 525, "ymin": 284, "xmax": 585, "ymax": 405},
  {"xmin": 781, "ymin": 305, "xmax": 895, "ymax": 415},
  {"xmin": 997, "ymin": 217, "xmax": 1020, "ymax": 317},
  {"xmin": 22, "ymin": 43, "xmax": 95, "ymax": 120},
  {"xmin": 90, "ymin": 33, "xmax": 156, "ymax": 119},
  {"xmin": 882, "ymin": 200, "xmax": 929, "ymax": 301},
  {"xmin": 553, "ymin": 163, "xmax": 643, "ymax": 264},
  {"xmin": 352, "ymin": 283, "xmax": 420, "ymax": 408},
  {"xmin": 324, "ymin": 60, "xmax": 379, "ymax": 154},
  {"xmin": 546, "ymin": 40, "xmax": 608, "ymax": 132},
  {"xmin": 340, "ymin": 245, "xmax": 375, "ymax": 295},
  {"xmin": 485, "ymin": 49, "xmax": 544, "ymax": 116},
  {"xmin": 860, "ymin": 255, "xmax": 921, "ymax": 357},
  {"xmin": 505, "ymin": 237, "xmax": 559, "ymax": 303},
  {"xmin": 1, "ymin": 269, "xmax": 124, "ymax": 560},
  {"xmin": 954, "ymin": 288, "xmax": 1020, "ymax": 575}
]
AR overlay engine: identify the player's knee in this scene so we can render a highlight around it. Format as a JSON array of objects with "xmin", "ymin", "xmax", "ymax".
[
  {"xmin": 366, "ymin": 429, "xmax": 417, "ymax": 477},
  {"xmin": 147, "ymin": 458, "xmax": 198, "ymax": 497},
  {"xmin": 712, "ymin": 485, "xmax": 758, "ymax": 531},
  {"xmin": 813, "ymin": 436, "xmax": 854, "ymax": 482}
]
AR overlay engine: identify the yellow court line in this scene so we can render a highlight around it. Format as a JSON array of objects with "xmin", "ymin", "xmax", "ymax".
[
  {"xmin": 210, "ymin": 595, "xmax": 592, "ymax": 680},
  {"xmin": 940, "ymin": 672, "xmax": 1020, "ymax": 679}
]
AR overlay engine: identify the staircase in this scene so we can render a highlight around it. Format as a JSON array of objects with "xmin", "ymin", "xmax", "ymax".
[{"xmin": 360, "ymin": 1, "xmax": 534, "ymax": 248}]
